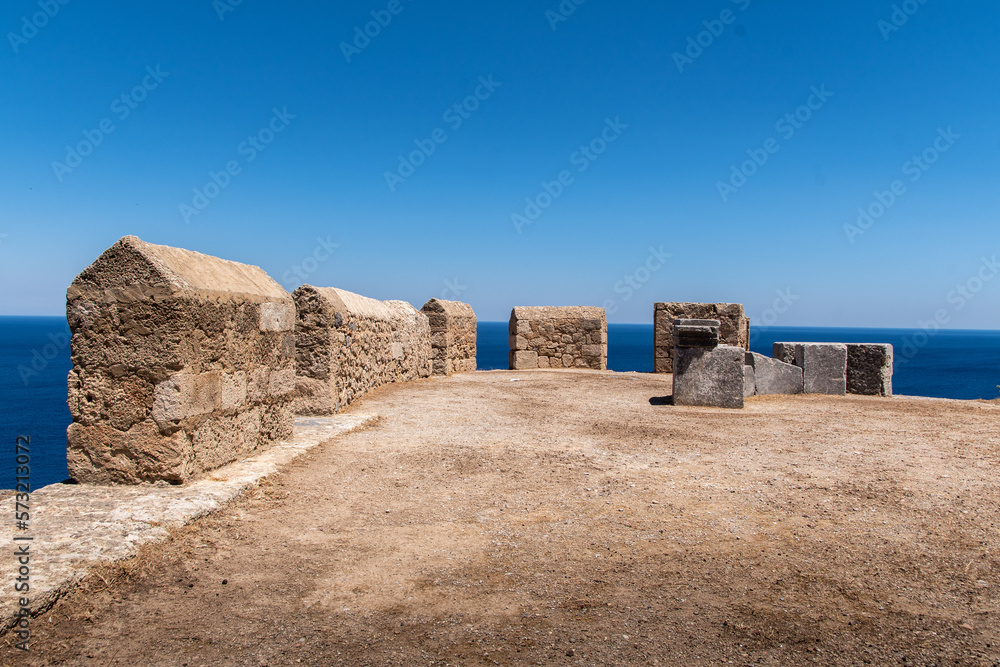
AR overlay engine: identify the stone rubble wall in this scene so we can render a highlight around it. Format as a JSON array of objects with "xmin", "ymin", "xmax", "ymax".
[
  {"xmin": 654, "ymin": 302, "xmax": 749, "ymax": 373},
  {"xmin": 293, "ymin": 285, "xmax": 432, "ymax": 414},
  {"xmin": 508, "ymin": 306, "xmax": 607, "ymax": 370},
  {"xmin": 421, "ymin": 298, "xmax": 477, "ymax": 375},
  {"xmin": 65, "ymin": 236, "xmax": 296, "ymax": 485}
]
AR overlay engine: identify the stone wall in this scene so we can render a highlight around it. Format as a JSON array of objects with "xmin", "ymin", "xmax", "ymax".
[
  {"xmin": 66, "ymin": 236, "xmax": 296, "ymax": 485},
  {"xmin": 508, "ymin": 306, "xmax": 607, "ymax": 370},
  {"xmin": 293, "ymin": 285, "xmax": 432, "ymax": 414},
  {"xmin": 654, "ymin": 302, "xmax": 749, "ymax": 373},
  {"xmin": 421, "ymin": 298, "xmax": 477, "ymax": 375}
]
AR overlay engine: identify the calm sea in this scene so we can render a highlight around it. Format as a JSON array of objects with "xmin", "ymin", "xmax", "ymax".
[{"xmin": 3, "ymin": 317, "xmax": 999, "ymax": 490}]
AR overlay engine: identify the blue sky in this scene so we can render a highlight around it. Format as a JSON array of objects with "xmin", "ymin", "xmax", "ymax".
[{"xmin": 1, "ymin": 1, "xmax": 998, "ymax": 327}]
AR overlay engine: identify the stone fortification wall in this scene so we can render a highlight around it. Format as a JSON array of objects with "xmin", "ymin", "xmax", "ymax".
[
  {"xmin": 421, "ymin": 298, "xmax": 477, "ymax": 375},
  {"xmin": 654, "ymin": 302, "xmax": 749, "ymax": 373},
  {"xmin": 293, "ymin": 285, "xmax": 431, "ymax": 414},
  {"xmin": 66, "ymin": 236, "xmax": 296, "ymax": 485},
  {"xmin": 508, "ymin": 306, "xmax": 607, "ymax": 370}
]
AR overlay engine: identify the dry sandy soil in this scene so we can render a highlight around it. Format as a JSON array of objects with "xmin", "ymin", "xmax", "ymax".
[{"xmin": 3, "ymin": 370, "xmax": 999, "ymax": 666}]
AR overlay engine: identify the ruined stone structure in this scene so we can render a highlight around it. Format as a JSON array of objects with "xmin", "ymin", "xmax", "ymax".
[
  {"xmin": 508, "ymin": 306, "xmax": 607, "ymax": 370},
  {"xmin": 421, "ymin": 298, "xmax": 477, "ymax": 376},
  {"xmin": 654, "ymin": 302, "xmax": 749, "ymax": 373},
  {"xmin": 773, "ymin": 342, "xmax": 848, "ymax": 395},
  {"xmin": 293, "ymin": 285, "xmax": 432, "ymax": 414},
  {"xmin": 671, "ymin": 319, "xmax": 745, "ymax": 409},
  {"xmin": 66, "ymin": 236, "xmax": 296, "ymax": 485},
  {"xmin": 846, "ymin": 344, "xmax": 893, "ymax": 396},
  {"xmin": 744, "ymin": 351, "xmax": 803, "ymax": 396}
]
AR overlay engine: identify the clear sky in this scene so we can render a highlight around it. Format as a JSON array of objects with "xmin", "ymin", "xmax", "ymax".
[{"xmin": 1, "ymin": 1, "xmax": 998, "ymax": 327}]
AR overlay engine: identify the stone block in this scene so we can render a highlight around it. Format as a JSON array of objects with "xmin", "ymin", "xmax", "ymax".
[
  {"xmin": 846, "ymin": 344, "xmax": 893, "ymax": 396},
  {"xmin": 746, "ymin": 351, "xmax": 803, "ymax": 395},
  {"xmin": 421, "ymin": 298, "xmax": 477, "ymax": 376},
  {"xmin": 65, "ymin": 235, "xmax": 295, "ymax": 484},
  {"xmin": 773, "ymin": 342, "xmax": 847, "ymax": 395},
  {"xmin": 294, "ymin": 286, "xmax": 433, "ymax": 415},
  {"xmin": 508, "ymin": 306, "xmax": 606, "ymax": 370},
  {"xmin": 672, "ymin": 344, "xmax": 745, "ymax": 409},
  {"xmin": 654, "ymin": 303, "xmax": 749, "ymax": 373},
  {"xmin": 744, "ymin": 365, "xmax": 756, "ymax": 398}
]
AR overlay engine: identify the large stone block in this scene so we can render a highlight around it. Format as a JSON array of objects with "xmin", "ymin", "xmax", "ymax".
[
  {"xmin": 773, "ymin": 342, "xmax": 847, "ymax": 395},
  {"xmin": 508, "ymin": 306, "xmax": 606, "ymax": 370},
  {"xmin": 421, "ymin": 298, "xmax": 477, "ymax": 376},
  {"xmin": 745, "ymin": 351, "xmax": 803, "ymax": 395},
  {"xmin": 66, "ymin": 235, "xmax": 295, "ymax": 485},
  {"xmin": 654, "ymin": 302, "xmax": 749, "ymax": 373},
  {"xmin": 293, "ymin": 286, "xmax": 432, "ymax": 415},
  {"xmin": 672, "ymin": 344, "xmax": 745, "ymax": 408},
  {"xmin": 846, "ymin": 344, "xmax": 893, "ymax": 396}
]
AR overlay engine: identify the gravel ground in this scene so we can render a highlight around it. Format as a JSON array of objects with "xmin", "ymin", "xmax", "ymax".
[{"xmin": 3, "ymin": 369, "xmax": 999, "ymax": 666}]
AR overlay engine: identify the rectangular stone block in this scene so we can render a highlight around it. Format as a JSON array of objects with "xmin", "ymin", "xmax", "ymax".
[
  {"xmin": 746, "ymin": 351, "xmax": 803, "ymax": 395},
  {"xmin": 65, "ymin": 235, "xmax": 295, "ymax": 485},
  {"xmin": 672, "ymin": 344, "xmax": 745, "ymax": 409},
  {"xmin": 773, "ymin": 342, "xmax": 847, "ymax": 395},
  {"xmin": 654, "ymin": 302, "xmax": 749, "ymax": 373},
  {"xmin": 294, "ymin": 286, "xmax": 433, "ymax": 415},
  {"xmin": 508, "ymin": 306, "xmax": 606, "ymax": 370},
  {"xmin": 743, "ymin": 365, "xmax": 756, "ymax": 398},
  {"xmin": 846, "ymin": 344, "xmax": 893, "ymax": 396},
  {"xmin": 421, "ymin": 298, "xmax": 477, "ymax": 376}
]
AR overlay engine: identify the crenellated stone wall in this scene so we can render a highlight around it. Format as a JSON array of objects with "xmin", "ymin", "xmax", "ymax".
[
  {"xmin": 421, "ymin": 298, "xmax": 477, "ymax": 375},
  {"xmin": 508, "ymin": 306, "xmax": 607, "ymax": 370},
  {"xmin": 293, "ymin": 285, "xmax": 432, "ymax": 414},
  {"xmin": 65, "ymin": 236, "xmax": 296, "ymax": 485},
  {"xmin": 654, "ymin": 302, "xmax": 749, "ymax": 373}
]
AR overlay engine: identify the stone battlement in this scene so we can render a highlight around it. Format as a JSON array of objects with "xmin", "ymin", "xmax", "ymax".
[{"xmin": 508, "ymin": 306, "xmax": 607, "ymax": 370}]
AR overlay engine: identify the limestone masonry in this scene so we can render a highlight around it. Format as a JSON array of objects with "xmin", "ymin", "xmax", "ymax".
[
  {"xmin": 654, "ymin": 302, "xmax": 749, "ymax": 373},
  {"xmin": 846, "ymin": 344, "xmax": 894, "ymax": 397},
  {"xmin": 293, "ymin": 285, "xmax": 432, "ymax": 414},
  {"xmin": 672, "ymin": 319, "xmax": 745, "ymax": 409},
  {"xmin": 65, "ymin": 236, "xmax": 296, "ymax": 485},
  {"xmin": 508, "ymin": 306, "xmax": 607, "ymax": 370},
  {"xmin": 421, "ymin": 298, "xmax": 477, "ymax": 376}
]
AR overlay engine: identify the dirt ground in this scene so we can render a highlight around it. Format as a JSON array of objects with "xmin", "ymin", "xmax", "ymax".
[{"xmin": 3, "ymin": 370, "xmax": 999, "ymax": 666}]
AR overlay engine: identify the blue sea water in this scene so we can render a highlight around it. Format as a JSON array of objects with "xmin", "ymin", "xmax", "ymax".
[{"xmin": 3, "ymin": 317, "xmax": 999, "ymax": 490}]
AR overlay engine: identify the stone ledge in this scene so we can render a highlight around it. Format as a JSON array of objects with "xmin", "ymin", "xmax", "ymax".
[{"xmin": 1, "ymin": 414, "xmax": 376, "ymax": 632}]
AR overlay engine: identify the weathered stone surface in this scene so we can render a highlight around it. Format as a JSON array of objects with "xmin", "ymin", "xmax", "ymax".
[
  {"xmin": 674, "ymin": 319, "xmax": 721, "ymax": 348},
  {"xmin": 847, "ymin": 344, "xmax": 893, "ymax": 396},
  {"xmin": 746, "ymin": 351, "xmax": 804, "ymax": 395},
  {"xmin": 421, "ymin": 298, "xmax": 477, "ymax": 375},
  {"xmin": 744, "ymin": 365, "xmax": 756, "ymax": 398},
  {"xmin": 66, "ymin": 236, "xmax": 295, "ymax": 485},
  {"xmin": 773, "ymin": 342, "xmax": 847, "ymax": 395},
  {"xmin": 654, "ymin": 303, "xmax": 749, "ymax": 372},
  {"xmin": 293, "ymin": 285, "xmax": 432, "ymax": 415},
  {"xmin": 2, "ymin": 414, "xmax": 375, "ymax": 634},
  {"xmin": 672, "ymin": 344, "xmax": 745, "ymax": 408},
  {"xmin": 508, "ymin": 306, "xmax": 607, "ymax": 370}
]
